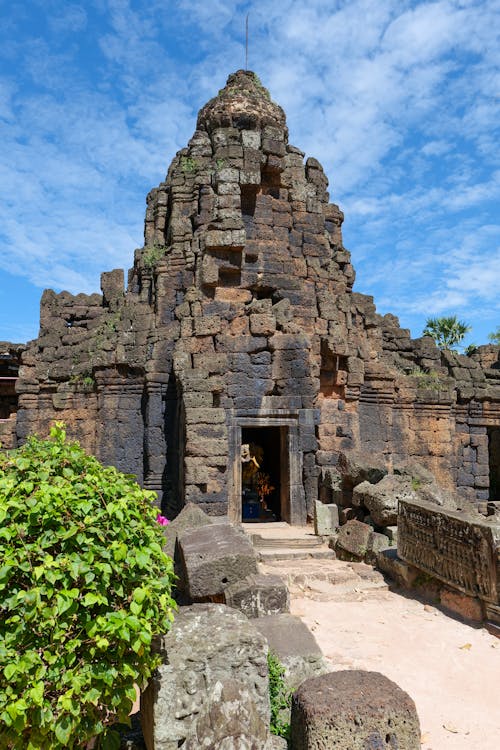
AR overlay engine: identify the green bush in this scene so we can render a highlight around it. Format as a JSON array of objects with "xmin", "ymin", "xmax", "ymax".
[
  {"xmin": 268, "ymin": 650, "xmax": 291, "ymax": 743},
  {"xmin": 0, "ymin": 423, "xmax": 176, "ymax": 749}
]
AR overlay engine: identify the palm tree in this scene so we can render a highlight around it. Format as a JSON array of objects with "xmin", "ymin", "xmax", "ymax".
[
  {"xmin": 488, "ymin": 327, "xmax": 500, "ymax": 346},
  {"xmin": 422, "ymin": 316, "xmax": 471, "ymax": 350}
]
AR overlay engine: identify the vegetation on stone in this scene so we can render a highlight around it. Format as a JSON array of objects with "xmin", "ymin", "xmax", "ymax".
[
  {"xmin": 0, "ymin": 423, "xmax": 175, "ymax": 749},
  {"xmin": 422, "ymin": 315, "xmax": 471, "ymax": 350},
  {"xmin": 142, "ymin": 244, "xmax": 166, "ymax": 269},
  {"xmin": 268, "ymin": 650, "xmax": 291, "ymax": 742}
]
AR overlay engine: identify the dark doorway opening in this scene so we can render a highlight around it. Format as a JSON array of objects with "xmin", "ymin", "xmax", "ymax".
[
  {"xmin": 241, "ymin": 426, "xmax": 287, "ymax": 521},
  {"xmin": 488, "ymin": 427, "xmax": 500, "ymax": 501}
]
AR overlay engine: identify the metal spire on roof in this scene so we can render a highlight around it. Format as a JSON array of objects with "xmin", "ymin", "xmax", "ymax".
[{"xmin": 245, "ymin": 13, "xmax": 249, "ymax": 71}]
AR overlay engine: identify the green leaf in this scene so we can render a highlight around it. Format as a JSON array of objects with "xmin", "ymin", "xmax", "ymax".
[
  {"xmin": 83, "ymin": 592, "xmax": 106, "ymax": 607},
  {"xmin": 100, "ymin": 728, "xmax": 121, "ymax": 750},
  {"xmin": 4, "ymin": 663, "xmax": 16, "ymax": 680},
  {"xmin": 130, "ymin": 600, "xmax": 142, "ymax": 615},
  {"xmin": 55, "ymin": 715, "xmax": 73, "ymax": 744}
]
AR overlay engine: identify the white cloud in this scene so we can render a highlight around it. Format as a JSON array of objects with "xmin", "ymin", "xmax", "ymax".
[{"xmin": 0, "ymin": 0, "xmax": 499, "ymax": 344}]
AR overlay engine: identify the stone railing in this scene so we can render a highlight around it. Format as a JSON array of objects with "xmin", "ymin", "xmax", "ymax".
[{"xmin": 398, "ymin": 498, "xmax": 500, "ymax": 624}]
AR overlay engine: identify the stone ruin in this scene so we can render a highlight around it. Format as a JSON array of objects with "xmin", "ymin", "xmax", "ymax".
[
  {"xmin": 2, "ymin": 71, "xmax": 500, "ymax": 630},
  {"xmin": 2, "ymin": 69, "xmax": 499, "ymax": 530}
]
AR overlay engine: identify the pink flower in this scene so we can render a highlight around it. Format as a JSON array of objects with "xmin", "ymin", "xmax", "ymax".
[{"xmin": 156, "ymin": 513, "xmax": 170, "ymax": 526}]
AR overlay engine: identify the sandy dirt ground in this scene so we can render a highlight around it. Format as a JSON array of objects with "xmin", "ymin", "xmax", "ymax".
[{"xmin": 292, "ymin": 590, "xmax": 500, "ymax": 749}]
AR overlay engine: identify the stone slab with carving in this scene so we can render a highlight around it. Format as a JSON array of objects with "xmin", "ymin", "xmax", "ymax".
[
  {"xmin": 140, "ymin": 604, "xmax": 269, "ymax": 750},
  {"xmin": 290, "ymin": 670, "xmax": 421, "ymax": 750},
  {"xmin": 398, "ymin": 498, "xmax": 500, "ymax": 608},
  {"xmin": 182, "ymin": 678, "xmax": 282, "ymax": 749},
  {"xmin": 223, "ymin": 573, "xmax": 290, "ymax": 618},
  {"xmin": 178, "ymin": 523, "xmax": 258, "ymax": 600}
]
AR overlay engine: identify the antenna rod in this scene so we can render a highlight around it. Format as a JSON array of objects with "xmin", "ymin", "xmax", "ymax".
[{"xmin": 245, "ymin": 13, "xmax": 249, "ymax": 70}]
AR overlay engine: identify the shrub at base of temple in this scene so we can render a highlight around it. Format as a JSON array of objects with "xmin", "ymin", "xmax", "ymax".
[
  {"xmin": 268, "ymin": 651, "xmax": 292, "ymax": 744},
  {"xmin": 0, "ymin": 423, "xmax": 176, "ymax": 749}
]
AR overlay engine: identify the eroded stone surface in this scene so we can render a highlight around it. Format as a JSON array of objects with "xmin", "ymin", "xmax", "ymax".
[
  {"xmin": 354, "ymin": 475, "xmax": 417, "ymax": 527},
  {"xmin": 182, "ymin": 678, "xmax": 270, "ymax": 750},
  {"xmin": 178, "ymin": 523, "xmax": 258, "ymax": 600},
  {"xmin": 290, "ymin": 670, "xmax": 421, "ymax": 750},
  {"xmin": 334, "ymin": 519, "xmax": 373, "ymax": 561},
  {"xmin": 398, "ymin": 498, "xmax": 500, "ymax": 607},
  {"xmin": 141, "ymin": 604, "xmax": 269, "ymax": 749}
]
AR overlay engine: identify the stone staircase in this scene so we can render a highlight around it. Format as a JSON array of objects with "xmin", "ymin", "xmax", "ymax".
[
  {"xmin": 260, "ymin": 558, "xmax": 389, "ymax": 602},
  {"xmin": 242, "ymin": 521, "xmax": 334, "ymax": 561},
  {"xmin": 242, "ymin": 522, "xmax": 389, "ymax": 602}
]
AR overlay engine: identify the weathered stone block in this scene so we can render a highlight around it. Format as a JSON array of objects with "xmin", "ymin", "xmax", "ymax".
[
  {"xmin": 254, "ymin": 614, "xmax": 328, "ymax": 692},
  {"xmin": 365, "ymin": 531, "xmax": 391, "ymax": 564},
  {"xmin": 354, "ymin": 475, "xmax": 416, "ymax": 527},
  {"xmin": 313, "ymin": 501, "xmax": 339, "ymax": 536},
  {"xmin": 223, "ymin": 574, "xmax": 290, "ymax": 618},
  {"xmin": 290, "ymin": 671, "xmax": 420, "ymax": 750},
  {"xmin": 440, "ymin": 587, "xmax": 484, "ymax": 622},
  {"xmin": 161, "ymin": 502, "xmax": 213, "ymax": 558},
  {"xmin": 183, "ymin": 678, "xmax": 276, "ymax": 749},
  {"xmin": 250, "ymin": 313, "xmax": 276, "ymax": 336},
  {"xmin": 178, "ymin": 523, "xmax": 258, "ymax": 600},
  {"xmin": 398, "ymin": 498, "xmax": 500, "ymax": 605},
  {"xmin": 337, "ymin": 451, "xmax": 387, "ymax": 489},
  {"xmin": 334, "ymin": 519, "xmax": 372, "ymax": 561},
  {"xmin": 141, "ymin": 604, "xmax": 269, "ymax": 749}
]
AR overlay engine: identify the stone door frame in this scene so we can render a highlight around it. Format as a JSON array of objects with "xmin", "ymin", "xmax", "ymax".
[{"xmin": 228, "ymin": 409, "xmax": 304, "ymax": 525}]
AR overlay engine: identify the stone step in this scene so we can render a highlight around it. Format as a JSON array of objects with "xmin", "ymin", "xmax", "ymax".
[
  {"xmin": 251, "ymin": 533, "xmax": 324, "ymax": 549},
  {"xmin": 259, "ymin": 559, "xmax": 389, "ymax": 601},
  {"xmin": 257, "ymin": 546, "xmax": 335, "ymax": 562}
]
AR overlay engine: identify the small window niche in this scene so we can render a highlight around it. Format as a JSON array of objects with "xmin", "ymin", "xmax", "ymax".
[{"xmin": 320, "ymin": 343, "xmax": 347, "ymax": 398}]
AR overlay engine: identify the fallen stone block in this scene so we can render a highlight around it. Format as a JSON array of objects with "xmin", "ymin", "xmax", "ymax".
[
  {"xmin": 254, "ymin": 613, "xmax": 328, "ymax": 692},
  {"xmin": 224, "ymin": 574, "xmax": 290, "ymax": 618},
  {"xmin": 290, "ymin": 670, "xmax": 421, "ymax": 749},
  {"xmin": 337, "ymin": 450, "xmax": 387, "ymax": 489},
  {"xmin": 334, "ymin": 519, "xmax": 372, "ymax": 561},
  {"xmin": 354, "ymin": 475, "xmax": 416, "ymax": 527},
  {"xmin": 365, "ymin": 531, "xmax": 391, "ymax": 565},
  {"xmin": 141, "ymin": 604, "xmax": 269, "ymax": 750},
  {"xmin": 178, "ymin": 523, "xmax": 258, "ymax": 601},
  {"xmin": 161, "ymin": 501, "xmax": 213, "ymax": 560}
]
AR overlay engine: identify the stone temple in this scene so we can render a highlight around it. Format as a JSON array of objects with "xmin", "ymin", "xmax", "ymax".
[{"xmin": 2, "ymin": 70, "xmax": 500, "ymax": 525}]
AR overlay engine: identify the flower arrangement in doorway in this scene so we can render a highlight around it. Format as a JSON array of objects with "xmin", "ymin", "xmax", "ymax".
[{"xmin": 255, "ymin": 471, "xmax": 275, "ymax": 510}]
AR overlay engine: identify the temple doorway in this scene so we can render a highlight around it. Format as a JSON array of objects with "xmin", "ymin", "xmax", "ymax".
[
  {"xmin": 488, "ymin": 427, "xmax": 500, "ymax": 501},
  {"xmin": 241, "ymin": 426, "xmax": 289, "ymax": 522}
]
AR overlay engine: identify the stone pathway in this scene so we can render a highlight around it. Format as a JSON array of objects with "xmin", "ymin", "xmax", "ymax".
[{"xmin": 257, "ymin": 552, "xmax": 500, "ymax": 750}]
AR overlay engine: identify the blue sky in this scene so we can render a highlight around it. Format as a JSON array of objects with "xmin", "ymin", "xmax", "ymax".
[{"xmin": 1, "ymin": 0, "xmax": 499, "ymax": 349}]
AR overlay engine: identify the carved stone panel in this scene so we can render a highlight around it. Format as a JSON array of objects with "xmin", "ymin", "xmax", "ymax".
[{"xmin": 398, "ymin": 499, "xmax": 499, "ymax": 604}]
